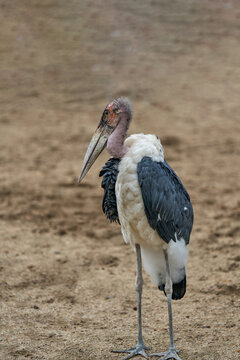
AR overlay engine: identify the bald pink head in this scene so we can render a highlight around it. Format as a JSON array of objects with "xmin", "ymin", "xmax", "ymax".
[
  {"xmin": 78, "ymin": 97, "xmax": 132, "ymax": 182},
  {"xmin": 106, "ymin": 98, "xmax": 133, "ymax": 158}
]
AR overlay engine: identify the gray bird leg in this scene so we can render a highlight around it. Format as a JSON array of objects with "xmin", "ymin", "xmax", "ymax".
[
  {"xmin": 151, "ymin": 250, "xmax": 182, "ymax": 360},
  {"xmin": 135, "ymin": 243, "xmax": 148, "ymax": 348},
  {"xmin": 112, "ymin": 244, "xmax": 150, "ymax": 359}
]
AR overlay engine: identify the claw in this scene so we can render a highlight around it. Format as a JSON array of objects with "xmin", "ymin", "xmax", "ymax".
[
  {"xmin": 150, "ymin": 348, "xmax": 182, "ymax": 360},
  {"xmin": 112, "ymin": 343, "xmax": 150, "ymax": 359}
]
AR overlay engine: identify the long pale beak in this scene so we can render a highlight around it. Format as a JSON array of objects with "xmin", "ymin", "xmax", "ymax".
[{"xmin": 78, "ymin": 124, "xmax": 112, "ymax": 183}]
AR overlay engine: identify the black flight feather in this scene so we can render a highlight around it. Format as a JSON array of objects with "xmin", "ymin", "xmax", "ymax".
[
  {"xmin": 159, "ymin": 275, "xmax": 187, "ymax": 300},
  {"xmin": 137, "ymin": 157, "xmax": 194, "ymax": 244},
  {"xmin": 99, "ymin": 157, "xmax": 120, "ymax": 224}
]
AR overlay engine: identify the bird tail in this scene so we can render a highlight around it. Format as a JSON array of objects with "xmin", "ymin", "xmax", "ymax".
[
  {"xmin": 159, "ymin": 274, "xmax": 186, "ymax": 300},
  {"xmin": 141, "ymin": 241, "xmax": 187, "ymax": 300}
]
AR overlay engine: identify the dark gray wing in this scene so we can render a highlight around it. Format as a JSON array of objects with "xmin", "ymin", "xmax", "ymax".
[
  {"xmin": 99, "ymin": 157, "xmax": 120, "ymax": 224},
  {"xmin": 137, "ymin": 156, "xmax": 194, "ymax": 244}
]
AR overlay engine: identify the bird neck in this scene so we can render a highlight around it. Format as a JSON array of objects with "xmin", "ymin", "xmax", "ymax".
[{"xmin": 107, "ymin": 115, "xmax": 129, "ymax": 158}]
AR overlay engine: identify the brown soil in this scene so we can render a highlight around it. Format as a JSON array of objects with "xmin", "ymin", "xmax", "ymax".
[{"xmin": 0, "ymin": 1, "xmax": 240, "ymax": 359}]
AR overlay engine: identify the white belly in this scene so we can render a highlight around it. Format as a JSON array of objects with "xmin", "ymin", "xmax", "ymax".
[
  {"xmin": 115, "ymin": 134, "xmax": 165, "ymax": 250},
  {"xmin": 116, "ymin": 159, "xmax": 164, "ymax": 249},
  {"xmin": 115, "ymin": 133, "xmax": 188, "ymax": 287}
]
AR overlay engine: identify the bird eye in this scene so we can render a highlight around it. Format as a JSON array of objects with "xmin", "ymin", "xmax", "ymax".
[{"xmin": 104, "ymin": 109, "xmax": 110, "ymax": 116}]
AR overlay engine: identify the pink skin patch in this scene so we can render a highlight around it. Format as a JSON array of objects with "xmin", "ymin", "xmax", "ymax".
[
  {"xmin": 105, "ymin": 98, "xmax": 132, "ymax": 158},
  {"xmin": 106, "ymin": 103, "xmax": 119, "ymax": 128},
  {"xmin": 106, "ymin": 112, "xmax": 129, "ymax": 158}
]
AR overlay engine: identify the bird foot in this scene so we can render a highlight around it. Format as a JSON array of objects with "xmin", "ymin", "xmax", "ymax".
[
  {"xmin": 112, "ymin": 343, "xmax": 150, "ymax": 360},
  {"xmin": 150, "ymin": 348, "xmax": 181, "ymax": 360}
]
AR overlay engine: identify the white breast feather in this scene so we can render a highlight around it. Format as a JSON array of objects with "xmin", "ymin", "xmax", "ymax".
[{"xmin": 116, "ymin": 134, "xmax": 164, "ymax": 247}]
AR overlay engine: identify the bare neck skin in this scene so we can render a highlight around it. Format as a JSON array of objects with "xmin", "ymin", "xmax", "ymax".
[{"xmin": 107, "ymin": 115, "xmax": 129, "ymax": 158}]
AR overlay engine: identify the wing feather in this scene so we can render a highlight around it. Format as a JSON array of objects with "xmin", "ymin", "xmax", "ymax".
[
  {"xmin": 137, "ymin": 157, "xmax": 194, "ymax": 244},
  {"xmin": 99, "ymin": 157, "xmax": 120, "ymax": 223}
]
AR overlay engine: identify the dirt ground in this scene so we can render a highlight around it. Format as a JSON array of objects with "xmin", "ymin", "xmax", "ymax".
[{"xmin": 0, "ymin": 1, "xmax": 239, "ymax": 359}]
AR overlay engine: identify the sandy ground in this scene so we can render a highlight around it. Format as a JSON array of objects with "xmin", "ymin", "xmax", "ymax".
[{"xmin": 0, "ymin": 1, "xmax": 240, "ymax": 359}]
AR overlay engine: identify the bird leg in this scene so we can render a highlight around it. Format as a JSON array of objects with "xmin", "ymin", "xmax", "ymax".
[
  {"xmin": 150, "ymin": 250, "xmax": 182, "ymax": 360},
  {"xmin": 112, "ymin": 244, "xmax": 150, "ymax": 359},
  {"xmin": 135, "ymin": 243, "xmax": 150, "ymax": 351}
]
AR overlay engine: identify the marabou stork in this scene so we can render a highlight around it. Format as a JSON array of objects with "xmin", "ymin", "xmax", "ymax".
[{"xmin": 78, "ymin": 98, "xmax": 194, "ymax": 360}]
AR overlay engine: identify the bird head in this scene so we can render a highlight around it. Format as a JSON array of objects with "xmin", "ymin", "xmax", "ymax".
[{"xmin": 78, "ymin": 98, "xmax": 132, "ymax": 183}]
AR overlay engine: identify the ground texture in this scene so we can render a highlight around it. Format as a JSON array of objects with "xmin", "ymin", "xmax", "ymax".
[{"xmin": 0, "ymin": 1, "xmax": 240, "ymax": 359}]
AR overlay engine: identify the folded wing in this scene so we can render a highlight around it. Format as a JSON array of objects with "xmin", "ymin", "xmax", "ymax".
[{"xmin": 137, "ymin": 156, "xmax": 194, "ymax": 244}]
